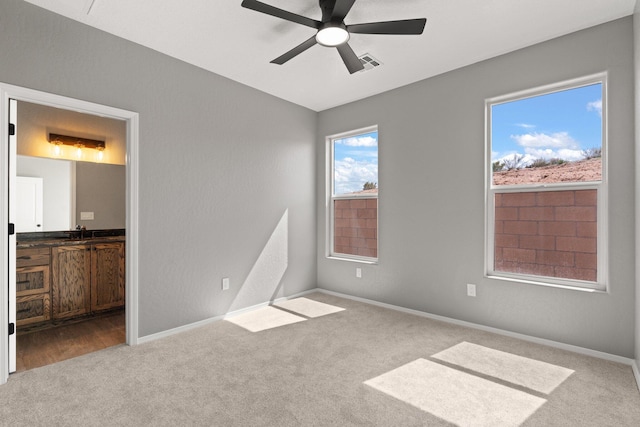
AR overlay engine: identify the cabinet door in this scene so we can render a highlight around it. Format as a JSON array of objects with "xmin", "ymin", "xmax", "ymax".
[
  {"xmin": 91, "ymin": 242, "xmax": 125, "ymax": 312},
  {"xmin": 52, "ymin": 245, "xmax": 91, "ymax": 319},
  {"xmin": 16, "ymin": 294, "xmax": 51, "ymax": 326},
  {"xmin": 16, "ymin": 265, "xmax": 51, "ymax": 327},
  {"xmin": 16, "ymin": 265, "xmax": 50, "ymax": 297},
  {"xmin": 15, "ymin": 176, "xmax": 43, "ymax": 232},
  {"xmin": 16, "ymin": 247, "xmax": 51, "ymax": 326},
  {"xmin": 17, "ymin": 247, "xmax": 50, "ymax": 268}
]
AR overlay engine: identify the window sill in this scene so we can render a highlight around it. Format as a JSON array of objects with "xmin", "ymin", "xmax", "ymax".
[
  {"xmin": 327, "ymin": 255, "xmax": 378, "ymax": 265},
  {"xmin": 486, "ymin": 274, "xmax": 607, "ymax": 294}
]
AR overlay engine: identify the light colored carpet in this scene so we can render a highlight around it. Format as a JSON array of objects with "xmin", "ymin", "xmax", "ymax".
[
  {"xmin": 273, "ymin": 297, "xmax": 345, "ymax": 318},
  {"xmin": 365, "ymin": 358, "xmax": 546, "ymax": 426},
  {"xmin": 225, "ymin": 298, "xmax": 345, "ymax": 332},
  {"xmin": 1, "ymin": 292, "xmax": 639, "ymax": 426},
  {"xmin": 224, "ymin": 306, "xmax": 306, "ymax": 332},
  {"xmin": 432, "ymin": 341, "xmax": 574, "ymax": 394}
]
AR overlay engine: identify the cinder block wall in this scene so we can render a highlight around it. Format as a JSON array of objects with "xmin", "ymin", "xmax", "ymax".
[
  {"xmin": 334, "ymin": 199, "xmax": 378, "ymax": 258},
  {"xmin": 494, "ymin": 190, "xmax": 597, "ymax": 281}
]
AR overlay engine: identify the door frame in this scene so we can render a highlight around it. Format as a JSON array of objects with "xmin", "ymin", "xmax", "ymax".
[{"xmin": 0, "ymin": 83, "xmax": 140, "ymax": 384}]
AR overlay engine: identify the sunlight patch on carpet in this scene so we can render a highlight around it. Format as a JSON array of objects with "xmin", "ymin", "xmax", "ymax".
[
  {"xmin": 273, "ymin": 297, "xmax": 345, "ymax": 318},
  {"xmin": 225, "ymin": 306, "xmax": 306, "ymax": 332},
  {"xmin": 364, "ymin": 359, "xmax": 546, "ymax": 426},
  {"xmin": 432, "ymin": 341, "xmax": 574, "ymax": 394}
]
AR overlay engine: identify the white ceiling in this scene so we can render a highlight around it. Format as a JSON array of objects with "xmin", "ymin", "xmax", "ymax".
[{"xmin": 23, "ymin": 0, "xmax": 637, "ymax": 112}]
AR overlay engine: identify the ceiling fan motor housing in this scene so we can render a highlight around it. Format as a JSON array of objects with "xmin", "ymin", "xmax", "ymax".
[{"xmin": 320, "ymin": 0, "xmax": 339, "ymax": 22}]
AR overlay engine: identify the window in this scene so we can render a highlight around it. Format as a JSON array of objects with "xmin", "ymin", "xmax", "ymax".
[
  {"xmin": 328, "ymin": 126, "xmax": 378, "ymax": 262},
  {"xmin": 486, "ymin": 75, "xmax": 606, "ymax": 290}
]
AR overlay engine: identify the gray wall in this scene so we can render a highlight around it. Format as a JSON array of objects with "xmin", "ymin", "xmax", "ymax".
[
  {"xmin": 0, "ymin": 0, "xmax": 317, "ymax": 337},
  {"xmin": 317, "ymin": 18, "xmax": 636, "ymax": 358},
  {"xmin": 76, "ymin": 162, "xmax": 125, "ymax": 230}
]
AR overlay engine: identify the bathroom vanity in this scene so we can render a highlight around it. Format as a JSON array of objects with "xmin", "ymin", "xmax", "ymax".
[{"xmin": 15, "ymin": 230, "xmax": 125, "ymax": 328}]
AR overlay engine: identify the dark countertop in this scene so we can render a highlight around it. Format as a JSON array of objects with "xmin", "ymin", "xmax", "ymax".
[{"xmin": 16, "ymin": 229, "xmax": 125, "ymax": 249}]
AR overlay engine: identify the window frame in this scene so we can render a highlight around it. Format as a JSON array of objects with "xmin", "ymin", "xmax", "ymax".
[
  {"xmin": 485, "ymin": 73, "xmax": 608, "ymax": 292},
  {"xmin": 326, "ymin": 125, "xmax": 379, "ymax": 264}
]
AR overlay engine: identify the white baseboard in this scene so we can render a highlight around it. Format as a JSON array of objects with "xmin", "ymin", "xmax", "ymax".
[
  {"xmin": 137, "ymin": 313, "xmax": 226, "ymax": 345},
  {"xmin": 137, "ymin": 288, "xmax": 317, "ymax": 345},
  {"xmin": 632, "ymin": 360, "xmax": 640, "ymax": 392},
  {"xmin": 316, "ymin": 288, "xmax": 636, "ymax": 367}
]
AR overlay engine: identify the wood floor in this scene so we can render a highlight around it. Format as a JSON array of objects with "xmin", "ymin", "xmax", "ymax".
[{"xmin": 14, "ymin": 310, "xmax": 125, "ymax": 372}]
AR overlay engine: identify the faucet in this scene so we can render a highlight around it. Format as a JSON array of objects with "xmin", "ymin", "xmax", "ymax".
[{"xmin": 75, "ymin": 225, "xmax": 87, "ymax": 240}]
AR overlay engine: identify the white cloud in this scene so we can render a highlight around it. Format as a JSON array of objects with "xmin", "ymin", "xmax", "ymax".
[
  {"xmin": 512, "ymin": 132, "xmax": 579, "ymax": 150},
  {"xmin": 523, "ymin": 147, "xmax": 584, "ymax": 162},
  {"xmin": 338, "ymin": 135, "xmax": 378, "ymax": 147},
  {"xmin": 516, "ymin": 123, "xmax": 536, "ymax": 129},
  {"xmin": 499, "ymin": 131, "xmax": 584, "ymax": 164},
  {"xmin": 495, "ymin": 152, "xmax": 537, "ymax": 169},
  {"xmin": 334, "ymin": 157, "xmax": 378, "ymax": 194},
  {"xmin": 587, "ymin": 99, "xmax": 602, "ymax": 117},
  {"xmin": 344, "ymin": 149, "xmax": 378, "ymax": 159}
]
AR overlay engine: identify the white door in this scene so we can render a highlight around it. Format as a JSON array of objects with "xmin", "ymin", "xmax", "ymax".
[
  {"xmin": 8, "ymin": 99, "xmax": 16, "ymax": 373},
  {"xmin": 15, "ymin": 176, "xmax": 43, "ymax": 232}
]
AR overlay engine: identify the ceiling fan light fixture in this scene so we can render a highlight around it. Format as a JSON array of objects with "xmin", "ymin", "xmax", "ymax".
[
  {"xmin": 242, "ymin": 0, "xmax": 427, "ymax": 73},
  {"xmin": 316, "ymin": 23, "xmax": 349, "ymax": 47}
]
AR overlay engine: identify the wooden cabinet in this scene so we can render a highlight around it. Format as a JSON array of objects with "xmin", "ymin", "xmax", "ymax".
[
  {"xmin": 19, "ymin": 239, "xmax": 125, "ymax": 326},
  {"xmin": 51, "ymin": 241, "xmax": 125, "ymax": 320},
  {"xmin": 91, "ymin": 242, "xmax": 125, "ymax": 312},
  {"xmin": 52, "ymin": 245, "xmax": 91, "ymax": 320},
  {"xmin": 16, "ymin": 248, "xmax": 51, "ymax": 326}
]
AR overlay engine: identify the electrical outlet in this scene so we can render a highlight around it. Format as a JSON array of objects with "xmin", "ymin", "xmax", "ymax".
[
  {"xmin": 467, "ymin": 283, "xmax": 476, "ymax": 297},
  {"xmin": 80, "ymin": 211, "xmax": 94, "ymax": 220},
  {"xmin": 356, "ymin": 268, "xmax": 362, "ymax": 278},
  {"xmin": 222, "ymin": 277, "xmax": 230, "ymax": 291}
]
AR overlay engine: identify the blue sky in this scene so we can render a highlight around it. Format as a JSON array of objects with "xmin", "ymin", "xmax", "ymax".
[
  {"xmin": 491, "ymin": 83, "xmax": 602, "ymax": 166},
  {"xmin": 333, "ymin": 131, "xmax": 378, "ymax": 195}
]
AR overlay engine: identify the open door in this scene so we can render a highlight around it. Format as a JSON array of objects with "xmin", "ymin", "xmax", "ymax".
[{"xmin": 8, "ymin": 98, "xmax": 16, "ymax": 373}]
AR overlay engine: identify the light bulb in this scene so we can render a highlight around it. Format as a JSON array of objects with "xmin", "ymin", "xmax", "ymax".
[
  {"xmin": 76, "ymin": 146, "xmax": 83, "ymax": 159},
  {"xmin": 316, "ymin": 24, "xmax": 349, "ymax": 47}
]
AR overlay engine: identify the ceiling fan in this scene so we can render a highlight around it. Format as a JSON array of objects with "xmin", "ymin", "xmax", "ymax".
[{"xmin": 241, "ymin": 0, "xmax": 427, "ymax": 74}]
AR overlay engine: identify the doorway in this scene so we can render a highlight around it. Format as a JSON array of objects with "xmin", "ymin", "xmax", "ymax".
[
  {"xmin": 15, "ymin": 100, "xmax": 126, "ymax": 371},
  {"xmin": 0, "ymin": 84, "xmax": 139, "ymax": 384}
]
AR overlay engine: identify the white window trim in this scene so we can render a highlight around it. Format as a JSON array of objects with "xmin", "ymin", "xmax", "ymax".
[
  {"xmin": 485, "ymin": 73, "xmax": 608, "ymax": 292},
  {"xmin": 326, "ymin": 125, "xmax": 379, "ymax": 264}
]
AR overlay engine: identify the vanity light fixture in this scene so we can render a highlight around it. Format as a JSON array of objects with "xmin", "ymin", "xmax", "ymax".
[{"xmin": 48, "ymin": 133, "xmax": 106, "ymax": 160}]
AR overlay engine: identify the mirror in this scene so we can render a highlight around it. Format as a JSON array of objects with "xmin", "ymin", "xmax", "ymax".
[{"xmin": 17, "ymin": 155, "xmax": 125, "ymax": 232}]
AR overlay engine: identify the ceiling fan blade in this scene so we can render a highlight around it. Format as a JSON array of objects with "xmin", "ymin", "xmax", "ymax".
[
  {"xmin": 331, "ymin": 0, "xmax": 356, "ymax": 22},
  {"xmin": 336, "ymin": 43, "xmax": 364, "ymax": 74},
  {"xmin": 271, "ymin": 36, "xmax": 318, "ymax": 65},
  {"xmin": 348, "ymin": 18, "xmax": 427, "ymax": 35},
  {"xmin": 241, "ymin": 0, "xmax": 321, "ymax": 29}
]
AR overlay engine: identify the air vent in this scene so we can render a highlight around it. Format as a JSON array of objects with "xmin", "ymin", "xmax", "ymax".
[{"xmin": 358, "ymin": 53, "xmax": 382, "ymax": 72}]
